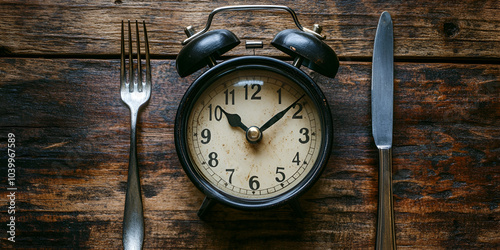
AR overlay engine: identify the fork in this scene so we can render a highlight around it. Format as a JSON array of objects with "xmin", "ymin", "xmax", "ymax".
[{"xmin": 120, "ymin": 20, "xmax": 151, "ymax": 250}]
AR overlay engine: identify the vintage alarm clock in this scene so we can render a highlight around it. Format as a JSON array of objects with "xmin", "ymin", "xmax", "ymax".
[{"xmin": 174, "ymin": 5, "xmax": 339, "ymax": 217}]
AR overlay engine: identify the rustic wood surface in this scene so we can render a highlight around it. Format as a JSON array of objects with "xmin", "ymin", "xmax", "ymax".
[
  {"xmin": 0, "ymin": 0, "xmax": 499, "ymax": 249},
  {"xmin": 0, "ymin": 0, "xmax": 499, "ymax": 60}
]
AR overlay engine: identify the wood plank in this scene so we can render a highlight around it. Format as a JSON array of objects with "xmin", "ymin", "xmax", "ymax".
[
  {"xmin": 0, "ymin": 0, "xmax": 499, "ymax": 59},
  {"xmin": 0, "ymin": 58, "xmax": 498, "ymax": 248}
]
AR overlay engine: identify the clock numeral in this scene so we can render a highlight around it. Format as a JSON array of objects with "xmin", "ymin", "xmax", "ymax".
[
  {"xmin": 292, "ymin": 103, "xmax": 303, "ymax": 119},
  {"xmin": 226, "ymin": 169, "xmax": 235, "ymax": 184},
  {"xmin": 208, "ymin": 152, "xmax": 219, "ymax": 167},
  {"xmin": 209, "ymin": 104, "xmax": 223, "ymax": 121},
  {"xmin": 299, "ymin": 127, "xmax": 310, "ymax": 144},
  {"xmin": 249, "ymin": 176, "xmax": 260, "ymax": 190},
  {"xmin": 275, "ymin": 167, "xmax": 285, "ymax": 182},
  {"xmin": 292, "ymin": 152, "xmax": 301, "ymax": 166},
  {"xmin": 244, "ymin": 84, "xmax": 262, "ymax": 100},
  {"xmin": 201, "ymin": 128, "xmax": 211, "ymax": 144},
  {"xmin": 224, "ymin": 89, "xmax": 235, "ymax": 105}
]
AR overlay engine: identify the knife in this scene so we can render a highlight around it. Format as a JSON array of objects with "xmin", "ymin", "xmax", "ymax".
[{"xmin": 372, "ymin": 11, "xmax": 396, "ymax": 250}]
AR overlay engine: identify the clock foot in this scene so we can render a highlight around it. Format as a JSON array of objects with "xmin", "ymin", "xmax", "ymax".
[
  {"xmin": 197, "ymin": 196, "xmax": 216, "ymax": 219},
  {"xmin": 289, "ymin": 199, "xmax": 305, "ymax": 218}
]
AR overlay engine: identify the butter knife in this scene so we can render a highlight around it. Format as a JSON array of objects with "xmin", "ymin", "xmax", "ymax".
[{"xmin": 372, "ymin": 11, "xmax": 396, "ymax": 250}]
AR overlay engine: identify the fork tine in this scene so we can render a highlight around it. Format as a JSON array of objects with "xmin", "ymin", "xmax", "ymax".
[
  {"xmin": 135, "ymin": 20, "xmax": 142, "ymax": 92},
  {"xmin": 120, "ymin": 20, "xmax": 126, "ymax": 89},
  {"xmin": 127, "ymin": 20, "xmax": 134, "ymax": 92},
  {"xmin": 143, "ymin": 20, "xmax": 151, "ymax": 88}
]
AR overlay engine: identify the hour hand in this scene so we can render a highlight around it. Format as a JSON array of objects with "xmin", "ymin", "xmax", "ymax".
[{"xmin": 218, "ymin": 106, "xmax": 248, "ymax": 132}]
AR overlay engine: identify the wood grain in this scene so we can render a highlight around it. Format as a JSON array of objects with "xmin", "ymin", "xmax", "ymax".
[
  {"xmin": 0, "ymin": 0, "xmax": 499, "ymax": 59},
  {"xmin": 0, "ymin": 58, "xmax": 498, "ymax": 248}
]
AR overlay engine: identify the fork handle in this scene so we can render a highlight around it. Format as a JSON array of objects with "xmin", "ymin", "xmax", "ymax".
[
  {"xmin": 376, "ymin": 147, "xmax": 396, "ymax": 250},
  {"xmin": 123, "ymin": 109, "xmax": 144, "ymax": 250}
]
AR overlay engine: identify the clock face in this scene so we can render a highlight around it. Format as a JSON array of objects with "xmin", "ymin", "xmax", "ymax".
[
  {"xmin": 184, "ymin": 68, "xmax": 324, "ymax": 200},
  {"xmin": 176, "ymin": 57, "xmax": 332, "ymax": 208}
]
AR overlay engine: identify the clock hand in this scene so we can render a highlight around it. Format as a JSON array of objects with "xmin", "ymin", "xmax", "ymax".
[
  {"xmin": 218, "ymin": 106, "xmax": 248, "ymax": 132},
  {"xmin": 260, "ymin": 94, "xmax": 305, "ymax": 132}
]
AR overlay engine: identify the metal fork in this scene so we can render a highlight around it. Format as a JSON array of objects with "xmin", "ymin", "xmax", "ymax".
[{"xmin": 120, "ymin": 20, "xmax": 151, "ymax": 250}]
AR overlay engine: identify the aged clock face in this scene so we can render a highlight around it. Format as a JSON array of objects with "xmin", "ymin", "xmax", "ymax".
[
  {"xmin": 186, "ymin": 68, "xmax": 322, "ymax": 199},
  {"xmin": 176, "ymin": 57, "xmax": 332, "ymax": 208}
]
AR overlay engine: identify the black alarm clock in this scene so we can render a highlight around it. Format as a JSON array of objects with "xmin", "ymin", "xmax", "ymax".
[{"xmin": 174, "ymin": 5, "xmax": 339, "ymax": 218}]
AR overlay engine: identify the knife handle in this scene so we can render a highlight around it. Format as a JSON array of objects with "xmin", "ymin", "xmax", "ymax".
[{"xmin": 376, "ymin": 147, "xmax": 396, "ymax": 250}]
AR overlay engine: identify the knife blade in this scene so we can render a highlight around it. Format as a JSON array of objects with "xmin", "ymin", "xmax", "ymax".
[{"xmin": 372, "ymin": 11, "xmax": 396, "ymax": 250}]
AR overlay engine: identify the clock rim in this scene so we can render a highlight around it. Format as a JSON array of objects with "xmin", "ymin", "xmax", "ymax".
[{"xmin": 174, "ymin": 56, "xmax": 333, "ymax": 210}]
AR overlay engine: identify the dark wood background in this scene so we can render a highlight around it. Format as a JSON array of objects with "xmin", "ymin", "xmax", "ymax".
[{"xmin": 0, "ymin": 0, "xmax": 499, "ymax": 249}]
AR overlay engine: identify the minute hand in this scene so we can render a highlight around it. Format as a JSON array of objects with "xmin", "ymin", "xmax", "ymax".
[{"xmin": 260, "ymin": 94, "xmax": 305, "ymax": 132}]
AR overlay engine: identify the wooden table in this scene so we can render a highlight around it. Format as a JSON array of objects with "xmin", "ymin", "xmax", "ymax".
[{"xmin": 1, "ymin": 0, "xmax": 498, "ymax": 248}]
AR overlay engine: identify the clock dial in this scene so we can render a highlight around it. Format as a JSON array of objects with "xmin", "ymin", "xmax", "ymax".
[{"xmin": 185, "ymin": 68, "xmax": 323, "ymax": 199}]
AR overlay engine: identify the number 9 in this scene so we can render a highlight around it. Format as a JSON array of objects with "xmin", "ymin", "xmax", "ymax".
[{"xmin": 201, "ymin": 129, "xmax": 211, "ymax": 144}]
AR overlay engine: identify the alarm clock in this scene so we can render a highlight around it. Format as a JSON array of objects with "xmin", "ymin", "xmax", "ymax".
[{"xmin": 174, "ymin": 5, "xmax": 339, "ymax": 218}]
